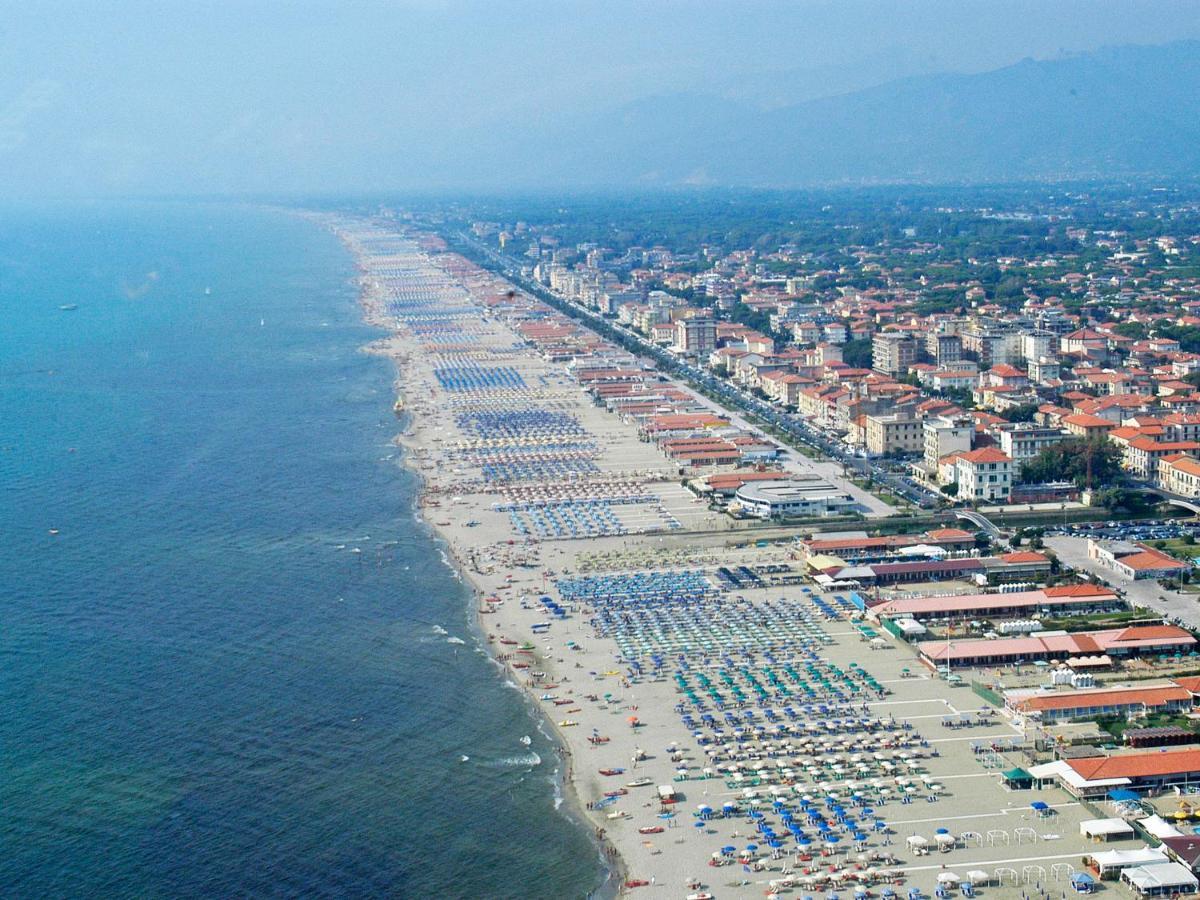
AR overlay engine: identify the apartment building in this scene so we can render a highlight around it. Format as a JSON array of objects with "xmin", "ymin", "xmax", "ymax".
[
  {"xmin": 923, "ymin": 416, "xmax": 973, "ymax": 471},
  {"xmin": 673, "ymin": 315, "xmax": 716, "ymax": 356},
  {"xmin": 872, "ymin": 332, "xmax": 917, "ymax": 376},
  {"xmin": 865, "ymin": 412, "xmax": 924, "ymax": 457},
  {"xmin": 1158, "ymin": 453, "xmax": 1200, "ymax": 497},
  {"xmin": 998, "ymin": 424, "xmax": 1069, "ymax": 461}
]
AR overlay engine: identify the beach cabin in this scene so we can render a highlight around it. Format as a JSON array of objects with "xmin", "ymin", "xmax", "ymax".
[{"xmin": 657, "ymin": 784, "xmax": 677, "ymax": 804}]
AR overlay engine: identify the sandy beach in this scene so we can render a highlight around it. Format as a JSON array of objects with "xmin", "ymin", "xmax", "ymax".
[{"xmin": 320, "ymin": 215, "xmax": 1152, "ymax": 899}]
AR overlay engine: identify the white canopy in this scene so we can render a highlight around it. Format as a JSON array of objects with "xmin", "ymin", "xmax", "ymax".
[
  {"xmin": 1080, "ymin": 818, "xmax": 1136, "ymax": 840},
  {"xmin": 1139, "ymin": 815, "xmax": 1185, "ymax": 840},
  {"xmin": 1091, "ymin": 847, "xmax": 1170, "ymax": 873},
  {"xmin": 1122, "ymin": 861, "xmax": 1200, "ymax": 893}
]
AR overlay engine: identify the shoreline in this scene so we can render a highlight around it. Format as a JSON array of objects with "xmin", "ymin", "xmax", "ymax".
[
  {"xmin": 343, "ymin": 233, "xmax": 627, "ymax": 897},
  {"xmin": 314, "ymin": 215, "xmax": 1151, "ymax": 900}
]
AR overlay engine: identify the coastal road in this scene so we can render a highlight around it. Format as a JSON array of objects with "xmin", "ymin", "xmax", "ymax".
[
  {"xmin": 450, "ymin": 230, "xmax": 912, "ymax": 518},
  {"xmin": 1046, "ymin": 535, "xmax": 1200, "ymax": 627}
]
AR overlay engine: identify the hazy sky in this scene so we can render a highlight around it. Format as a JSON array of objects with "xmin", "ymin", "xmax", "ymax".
[{"xmin": 4, "ymin": 1, "xmax": 1200, "ymax": 196}]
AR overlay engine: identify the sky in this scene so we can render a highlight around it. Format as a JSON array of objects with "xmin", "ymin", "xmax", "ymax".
[{"xmin": 3, "ymin": 0, "xmax": 1200, "ymax": 197}]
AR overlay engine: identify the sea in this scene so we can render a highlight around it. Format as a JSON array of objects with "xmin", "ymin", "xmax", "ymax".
[{"xmin": 0, "ymin": 202, "xmax": 605, "ymax": 899}]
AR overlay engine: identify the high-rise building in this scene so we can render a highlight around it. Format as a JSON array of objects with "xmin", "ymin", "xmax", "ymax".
[
  {"xmin": 872, "ymin": 332, "xmax": 917, "ymax": 376},
  {"xmin": 674, "ymin": 315, "xmax": 717, "ymax": 356}
]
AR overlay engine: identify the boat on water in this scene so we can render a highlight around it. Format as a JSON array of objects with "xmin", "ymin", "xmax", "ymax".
[{"xmin": 59, "ymin": 304, "xmax": 78, "ymax": 311}]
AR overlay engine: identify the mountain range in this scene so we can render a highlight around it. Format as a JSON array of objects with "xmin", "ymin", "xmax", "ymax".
[{"xmin": 472, "ymin": 41, "xmax": 1200, "ymax": 187}]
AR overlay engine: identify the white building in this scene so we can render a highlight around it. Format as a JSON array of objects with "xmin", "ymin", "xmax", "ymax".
[
  {"xmin": 733, "ymin": 478, "xmax": 857, "ymax": 519},
  {"xmin": 955, "ymin": 447, "xmax": 1014, "ymax": 503},
  {"xmin": 923, "ymin": 416, "xmax": 973, "ymax": 472},
  {"xmin": 998, "ymin": 424, "xmax": 1068, "ymax": 461}
]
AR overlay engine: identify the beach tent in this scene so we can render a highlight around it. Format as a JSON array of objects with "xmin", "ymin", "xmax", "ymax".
[
  {"xmin": 1080, "ymin": 818, "xmax": 1135, "ymax": 842},
  {"xmin": 1070, "ymin": 872, "xmax": 1095, "ymax": 894},
  {"xmin": 1139, "ymin": 815, "xmax": 1185, "ymax": 840}
]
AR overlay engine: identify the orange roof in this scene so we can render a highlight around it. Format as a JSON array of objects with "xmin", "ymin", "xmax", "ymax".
[
  {"xmin": 1068, "ymin": 748, "xmax": 1200, "ymax": 781},
  {"xmin": 1043, "ymin": 583, "xmax": 1115, "ymax": 597},
  {"xmin": 1163, "ymin": 455, "xmax": 1200, "ymax": 477},
  {"xmin": 1063, "ymin": 413, "xmax": 1115, "ymax": 429},
  {"xmin": 1114, "ymin": 548, "xmax": 1190, "ymax": 573},
  {"xmin": 989, "ymin": 364, "xmax": 1026, "ymax": 377},
  {"xmin": 925, "ymin": 528, "xmax": 975, "ymax": 540},
  {"xmin": 1000, "ymin": 551, "xmax": 1050, "ymax": 564},
  {"xmin": 1016, "ymin": 685, "xmax": 1190, "ymax": 713},
  {"xmin": 958, "ymin": 447, "xmax": 1012, "ymax": 464}
]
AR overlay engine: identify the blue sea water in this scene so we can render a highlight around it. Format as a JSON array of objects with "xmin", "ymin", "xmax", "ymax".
[{"xmin": 0, "ymin": 203, "xmax": 603, "ymax": 898}]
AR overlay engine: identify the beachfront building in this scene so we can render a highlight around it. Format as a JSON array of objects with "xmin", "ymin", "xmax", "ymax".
[
  {"xmin": 825, "ymin": 551, "xmax": 1053, "ymax": 587},
  {"xmin": 870, "ymin": 584, "xmax": 1119, "ymax": 624},
  {"xmin": 954, "ymin": 447, "xmax": 1014, "ymax": 503},
  {"xmin": 917, "ymin": 625, "xmax": 1197, "ymax": 669},
  {"xmin": 1088, "ymin": 539, "xmax": 1192, "ymax": 581},
  {"xmin": 1031, "ymin": 748, "xmax": 1200, "ymax": 799},
  {"xmin": 796, "ymin": 528, "xmax": 976, "ymax": 561},
  {"xmin": 1007, "ymin": 684, "xmax": 1193, "ymax": 724},
  {"xmin": 733, "ymin": 478, "xmax": 857, "ymax": 519}
]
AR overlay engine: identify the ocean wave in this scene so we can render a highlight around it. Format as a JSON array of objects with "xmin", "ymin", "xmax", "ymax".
[
  {"xmin": 430, "ymin": 625, "xmax": 448, "ymax": 636},
  {"xmin": 446, "ymin": 636, "xmax": 466, "ymax": 645},
  {"xmin": 484, "ymin": 752, "xmax": 541, "ymax": 768}
]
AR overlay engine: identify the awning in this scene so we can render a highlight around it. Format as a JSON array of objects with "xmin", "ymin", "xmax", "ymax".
[
  {"xmin": 1002, "ymin": 767, "xmax": 1033, "ymax": 781},
  {"xmin": 1092, "ymin": 847, "xmax": 1170, "ymax": 872},
  {"xmin": 1080, "ymin": 818, "xmax": 1136, "ymax": 840}
]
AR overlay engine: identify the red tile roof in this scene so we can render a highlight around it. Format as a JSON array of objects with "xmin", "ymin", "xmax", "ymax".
[{"xmin": 1067, "ymin": 748, "xmax": 1200, "ymax": 781}]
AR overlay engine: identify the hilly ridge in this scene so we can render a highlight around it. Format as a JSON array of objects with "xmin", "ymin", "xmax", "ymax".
[{"xmin": 482, "ymin": 41, "xmax": 1200, "ymax": 187}]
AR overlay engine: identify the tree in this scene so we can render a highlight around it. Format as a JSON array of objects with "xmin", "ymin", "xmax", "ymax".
[
  {"xmin": 1112, "ymin": 321, "xmax": 1148, "ymax": 340},
  {"xmin": 941, "ymin": 482, "xmax": 959, "ymax": 497},
  {"xmin": 1020, "ymin": 438, "xmax": 1123, "ymax": 489},
  {"xmin": 841, "ymin": 338, "xmax": 873, "ymax": 369},
  {"xmin": 1003, "ymin": 402, "xmax": 1040, "ymax": 424}
]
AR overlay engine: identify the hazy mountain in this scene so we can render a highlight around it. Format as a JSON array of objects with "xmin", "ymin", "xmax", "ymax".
[{"xmin": 481, "ymin": 41, "xmax": 1200, "ymax": 187}]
